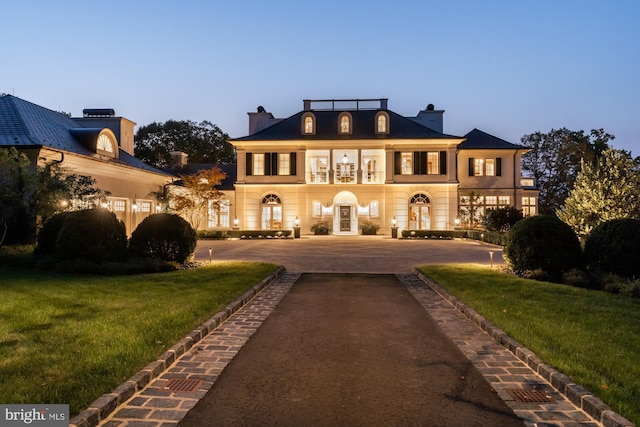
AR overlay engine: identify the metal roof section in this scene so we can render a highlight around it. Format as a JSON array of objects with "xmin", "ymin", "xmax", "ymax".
[{"xmin": 0, "ymin": 94, "xmax": 171, "ymax": 176}]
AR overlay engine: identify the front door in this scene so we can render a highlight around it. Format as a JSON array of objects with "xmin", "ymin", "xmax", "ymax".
[{"xmin": 339, "ymin": 206, "xmax": 351, "ymax": 232}]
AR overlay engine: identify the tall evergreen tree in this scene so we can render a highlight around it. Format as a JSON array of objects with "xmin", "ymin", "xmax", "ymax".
[
  {"xmin": 521, "ymin": 128, "xmax": 614, "ymax": 215},
  {"xmin": 557, "ymin": 149, "xmax": 640, "ymax": 237}
]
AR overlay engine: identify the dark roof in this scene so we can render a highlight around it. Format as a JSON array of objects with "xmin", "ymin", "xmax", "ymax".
[
  {"xmin": 174, "ymin": 163, "xmax": 237, "ymax": 190},
  {"xmin": 233, "ymin": 109, "xmax": 460, "ymax": 141},
  {"xmin": 0, "ymin": 95, "xmax": 169, "ymax": 175},
  {"xmin": 459, "ymin": 128, "xmax": 526, "ymax": 150}
]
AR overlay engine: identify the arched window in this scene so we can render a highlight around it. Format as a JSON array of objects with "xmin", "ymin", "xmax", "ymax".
[
  {"xmin": 338, "ymin": 112, "xmax": 352, "ymax": 135},
  {"xmin": 409, "ymin": 193, "xmax": 431, "ymax": 230},
  {"xmin": 302, "ymin": 113, "xmax": 315, "ymax": 135},
  {"xmin": 261, "ymin": 194, "xmax": 282, "ymax": 229},
  {"xmin": 375, "ymin": 112, "xmax": 389, "ymax": 134}
]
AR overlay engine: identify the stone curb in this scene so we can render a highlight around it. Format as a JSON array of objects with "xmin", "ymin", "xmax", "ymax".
[
  {"xmin": 69, "ymin": 266, "xmax": 286, "ymax": 427},
  {"xmin": 413, "ymin": 269, "xmax": 635, "ymax": 427}
]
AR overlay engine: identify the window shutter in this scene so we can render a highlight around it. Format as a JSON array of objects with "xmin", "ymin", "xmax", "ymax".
[
  {"xmin": 468, "ymin": 158, "xmax": 474, "ymax": 176},
  {"xmin": 271, "ymin": 152, "xmax": 278, "ymax": 176},
  {"xmin": 420, "ymin": 151, "xmax": 427, "ymax": 175},
  {"xmin": 394, "ymin": 152, "xmax": 402, "ymax": 175},
  {"xmin": 246, "ymin": 153, "xmax": 253, "ymax": 176},
  {"xmin": 496, "ymin": 157, "xmax": 502, "ymax": 176},
  {"xmin": 439, "ymin": 151, "xmax": 447, "ymax": 175},
  {"xmin": 413, "ymin": 152, "xmax": 420, "ymax": 175},
  {"xmin": 290, "ymin": 152, "xmax": 297, "ymax": 175},
  {"xmin": 264, "ymin": 152, "xmax": 271, "ymax": 176}
]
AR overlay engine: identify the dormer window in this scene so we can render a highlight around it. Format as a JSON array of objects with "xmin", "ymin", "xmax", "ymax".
[
  {"xmin": 301, "ymin": 113, "xmax": 315, "ymax": 135},
  {"xmin": 338, "ymin": 112, "xmax": 352, "ymax": 135},
  {"xmin": 375, "ymin": 112, "xmax": 389, "ymax": 134}
]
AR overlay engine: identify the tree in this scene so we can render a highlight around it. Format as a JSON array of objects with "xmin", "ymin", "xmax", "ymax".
[
  {"xmin": 458, "ymin": 191, "xmax": 482, "ymax": 229},
  {"xmin": 134, "ymin": 120, "xmax": 235, "ymax": 169},
  {"xmin": 521, "ymin": 128, "xmax": 614, "ymax": 215},
  {"xmin": 557, "ymin": 149, "xmax": 640, "ymax": 237},
  {"xmin": 170, "ymin": 167, "xmax": 227, "ymax": 230},
  {"xmin": 482, "ymin": 206, "xmax": 523, "ymax": 232},
  {"xmin": 0, "ymin": 148, "xmax": 34, "ymax": 245}
]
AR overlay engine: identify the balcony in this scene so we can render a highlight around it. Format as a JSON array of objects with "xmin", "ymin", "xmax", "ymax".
[{"xmin": 307, "ymin": 171, "xmax": 328, "ymax": 184}]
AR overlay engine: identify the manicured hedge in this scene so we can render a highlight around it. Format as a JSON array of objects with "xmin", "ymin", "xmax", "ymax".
[{"xmin": 129, "ymin": 214, "xmax": 197, "ymax": 263}]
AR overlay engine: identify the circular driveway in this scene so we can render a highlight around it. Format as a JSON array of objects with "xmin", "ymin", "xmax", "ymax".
[{"xmin": 195, "ymin": 236, "xmax": 504, "ymax": 273}]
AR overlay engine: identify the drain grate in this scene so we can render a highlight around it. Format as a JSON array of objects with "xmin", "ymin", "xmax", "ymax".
[
  {"xmin": 505, "ymin": 388, "xmax": 556, "ymax": 404},
  {"xmin": 163, "ymin": 378, "xmax": 204, "ymax": 393}
]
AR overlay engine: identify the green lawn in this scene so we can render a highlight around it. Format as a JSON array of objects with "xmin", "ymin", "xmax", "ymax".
[
  {"xmin": 418, "ymin": 264, "xmax": 640, "ymax": 425},
  {"xmin": 0, "ymin": 262, "xmax": 279, "ymax": 415}
]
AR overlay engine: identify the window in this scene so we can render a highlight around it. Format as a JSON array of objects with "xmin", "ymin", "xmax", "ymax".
[
  {"xmin": 338, "ymin": 112, "xmax": 352, "ymax": 134},
  {"xmin": 112, "ymin": 200, "xmax": 125, "ymax": 212},
  {"xmin": 278, "ymin": 153, "xmax": 290, "ymax": 175},
  {"xmin": 401, "ymin": 152, "xmax": 413, "ymax": 175},
  {"xmin": 96, "ymin": 134, "xmax": 114, "ymax": 153},
  {"xmin": 139, "ymin": 201, "xmax": 152, "ymax": 213},
  {"xmin": 312, "ymin": 201, "xmax": 322, "ymax": 217},
  {"xmin": 253, "ymin": 153, "xmax": 265, "ymax": 176},
  {"xmin": 369, "ymin": 200, "xmax": 379, "ymax": 217},
  {"xmin": 499, "ymin": 195, "xmax": 511, "ymax": 205},
  {"xmin": 522, "ymin": 197, "xmax": 536, "ymax": 216},
  {"xmin": 469, "ymin": 157, "xmax": 502, "ymax": 177},
  {"xmin": 486, "ymin": 159, "xmax": 495, "ymax": 176},
  {"xmin": 261, "ymin": 194, "xmax": 282, "ymax": 229},
  {"xmin": 302, "ymin": 113, "xmax": 315, "ymax": 135},
  {"xmin": 375, "ymin": 112, "xmax": 389, "ymax": 134},
  {"xmin": 208, "ymin": 200, "xmax": 230, "ymax": 228},
  {"xmin": 409, "ymin": 194, "xmax": 431, "ymax": 230},
  {"xmin": 395, "ymin": 151, "xmax": 447, "ymax": 175},
  {"xmin": 427, "ymin": 152, "xmax": 439, "ymax": 174},
  {"xmin": 308, "ymin": 155, "xmax": 328, "ymax": 183}
]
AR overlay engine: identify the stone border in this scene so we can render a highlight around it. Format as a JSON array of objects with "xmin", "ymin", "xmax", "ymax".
[
  {"xmin": 414, "ymin": 269, "xmax": 635, "ymax": 427},
  {"xmin": 69, "ymin": 266, "xmax": 286, "ymax": 427}
]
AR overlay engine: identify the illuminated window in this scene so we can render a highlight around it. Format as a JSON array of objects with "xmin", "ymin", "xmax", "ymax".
[
  {"xmin": 97, "ymin": 134, "xmax": 114, "ymax": 153},
  {"xmin": 139, "ymin": 201, "xmax": 152, "ymax": 213},
  {"xmin": 427, "ymin": 152, "xmax": 439, "ymax": 174},
  {"xmin": 401, "ymin": 152, "xmax": 412, "ymax": 175},
  {"xmin": 369, "ymin": 200, "xmax": 379, "ymax": 217},
  {"xmin": 375, "ymin": 112, "xmax": 389, "ymax": 134},
  {"xmin": 409, "ymin": 194, "xmax": 430, "ymax": 230},
  {"xmin": 308, "ymin": 155, "xmax": 328, "ymax": 183},
  {"xmin": 338, "ymin": 113, "xmax": 352, "ymax": 134},
  {"xmin": 112, "ymin": 200, "xmax": 125, "ymax": 212},
  {"xmin": 522, "ymin": 197, "xmax": 536, "ymax": 216},
  {"xmin": 474, "ymin": 159, "xmax": 484, "ymax": 176},
  {"xmin": 499, "ymin": 196, "xmax": 511, "ymax": 205},
  {"xmin": 253, "ymin": 153, "xmax": 265, "ymax": 176},
  {"xmin": 208, "ymin": 200, "xmax": 230, "ymax": 227},
  {"xmin": 261, "ymin": 194, "xmax": 282, "ymax": 229},
  {"xmin": 278, "ymin": 153, "xmax": 290, "ymax": 175},
  {"xmin": 312, "ymin": 201, "xmax": 322, "ymax": 217},
  {"xmin": 486, "ymin": 159, "xmax": 495, "ymax": 176},
  {"xmin": 302, "ymin": 113, "xmax": 315, "ymax": 135}
]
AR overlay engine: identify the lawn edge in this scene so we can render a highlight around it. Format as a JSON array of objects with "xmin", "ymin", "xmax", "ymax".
[
  {"xmin": 413, "ymin": 268, "xmax": 636, "ymax": 427},
  {"xmin": 69, "ymin": 266, "xmax": 286, "ymax": 427}
]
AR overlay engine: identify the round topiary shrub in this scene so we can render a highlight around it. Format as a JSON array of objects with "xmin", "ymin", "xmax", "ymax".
[
  {"xmin": 54, "ymin": 208, "xmax": 127, "ymax": 263},
  {"xmin": 504, "ymin": 215, "xmax": 582, "ymax": 280},
  {"xmin": 35, "ymin": 211, "xmax": 73, "ymax": 255},
  {"xmin": 129, "ymin": 213, "xmax": 197, "ymax": 263},
  {"xmin": 583, "ymin": 218, "xmax": 640, "ymax": 279}
]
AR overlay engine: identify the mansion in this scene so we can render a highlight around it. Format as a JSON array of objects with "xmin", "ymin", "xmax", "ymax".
[
  {"xmin": 1, "ymin": 95, "xmax": 538, "ymax": 238},
  {"xmin": 226, "ymin": 98, "xmax": 538, "ymax": 235}
]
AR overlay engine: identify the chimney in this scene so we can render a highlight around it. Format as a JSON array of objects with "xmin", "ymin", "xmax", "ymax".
[
  {"xmin": 169, "ymin": 151, "xmax": 188, "ymax": 170},
  {"xmin": 247, "ymin": 105, "xmax": 276, "ymax": 135},
  {"xmin": 412, "ymin": 103, "xmax": 444, "ymax": 133}
]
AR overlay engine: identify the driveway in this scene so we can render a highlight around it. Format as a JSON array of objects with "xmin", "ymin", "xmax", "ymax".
[{"xmin": 194, "ymin": 236, "xmax": 504, "ymax": 273}]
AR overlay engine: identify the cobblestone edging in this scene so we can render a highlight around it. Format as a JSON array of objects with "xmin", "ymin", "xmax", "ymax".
[
  {"xmin": 69, "ymin": 266, "xmax": 286, "ymax": 427},
  {"xmin": 413, "ymin": 269, "xmax": 635, "ymax": 427}
]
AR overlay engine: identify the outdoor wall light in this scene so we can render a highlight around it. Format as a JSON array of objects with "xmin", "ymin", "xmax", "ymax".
[
  {"xmin": 392, "ymin": 216, "xmax": 397, "ymax": 226},
  {"xmin": 294, "ymin": 216, "xmax": 300, "ymax": 226},
  {"xmin": 454, "ymin": 218, "xmax": 461, "ymax": 226},
  {"xmin": 233, "ymin": 218, "xmax": 239, "ymax": 226}
]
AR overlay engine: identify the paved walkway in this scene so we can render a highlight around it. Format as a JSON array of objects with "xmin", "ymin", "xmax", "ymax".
[{"xmin": 71, "ymin": 238, "xmax": 632, "ymax": 427}]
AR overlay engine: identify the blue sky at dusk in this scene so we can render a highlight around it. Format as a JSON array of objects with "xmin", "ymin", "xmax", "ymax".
[{"xmin": 2, "ymin": 1, "xmax": 639, "ymax": 152}]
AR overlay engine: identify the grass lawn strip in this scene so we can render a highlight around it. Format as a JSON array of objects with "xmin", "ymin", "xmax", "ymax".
[
  {"xmin": 418, "ymin": 264, "xmax": 640, "ymax": 426},
  {"xmin": 0, "ymin": 262, "xmax": 279, "ymax": 415}
]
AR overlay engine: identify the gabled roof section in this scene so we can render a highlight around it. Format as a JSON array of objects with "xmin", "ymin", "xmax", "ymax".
[
  {"xmin": 233, "ymin": 109, "xmax": 460, "ymax": 141},
  {"xmin": 459, "ymin": 128, "xmax": 526, "ymax": 150},
  {"xmin": 0, "ymin": 95, "xmax": 170, "ymax": 176}
]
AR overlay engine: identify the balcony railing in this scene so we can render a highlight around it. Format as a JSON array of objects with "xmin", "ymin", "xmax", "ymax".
[{"xmin": 362, "ymin": 171, "xmax": 384, "ymax": 183}]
